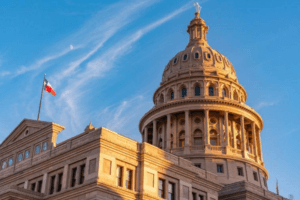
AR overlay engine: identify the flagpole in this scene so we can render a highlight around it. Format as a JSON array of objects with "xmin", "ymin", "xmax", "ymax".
[{"xmin": 37, "ymin": 74, "xmax": 46, "ymax": 121}]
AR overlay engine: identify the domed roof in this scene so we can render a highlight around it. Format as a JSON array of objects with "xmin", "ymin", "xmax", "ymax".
[{"xmin": 161, "ymin": 13, "xmax": 238, "ymax": 84}]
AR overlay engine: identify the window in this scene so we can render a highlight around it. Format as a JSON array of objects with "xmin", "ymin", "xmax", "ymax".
[
  {"xmin": 35, "ymin": 146, "xmax": 41, "ymax": 154},
  {"xmin": 25, "ymin": 151, "xmax": 30, "ymax": 158},
  {"xmin": 71, "ymin": 167, "xmax": 77, "ymax": 187},
  {"xmin": 183, "ymin": 54, "xmax": 188, "ymax": 61},
  {"xmin": 18, "ymin": 153, "xmax": 23, "ymax": 162},
  {"xmin": 207, "ymin": 53, "xmax": 211, "ymax": 59},
  {"xmin": 57, "ymin": 173, "xmax": 63, "ymax": 192},
  {"xmin": 31, "ymin": 183, "xmax": 36, "ymax": 191},
  {"xmin": 222, "ymin": 88, "xmax": 226, "ymax": 97},
  {"xmin": 42, "ymin": 142, "xmax": 48, "ymax": 151},
  {"xmin": 233, "ymin": 91, "xmax": 238, "ymax": 100},
  {"xmin": 217, "ymin": 164, "xmax": 224, "ymax": 173},
  {"xmin": 158, "ymin": 179, "xmax": 165, "ymax": 198},
  {"xmin": 126, "ymin": 169, "xmax": 133, "ymax": 190},
  {"xmin": 37, "ymin": 180, "xmax": 42, "ymax": 193},
  {"xmin": 2, "ymin": 161, "xmax": 7, "ymax": 169},
  {"xmin": 195, "ymin": 52, "xmax": 199, "ymax": 59},
  {"xmin": 170, "ymin": 92, "xmax": 174, "ymax": 100},
  {"xmin": 194, "ymin": 129, "xmax": 203, "ymax": 146},
  {"xmin": 237, "ymin": 167, "xmax": 244, "ymax": 176},
  {"xmin": 49, "ymin": 175, "xmax": 55, "ymax": 194},
  {"xmin": 195, "ymin": 164, "xmax": 201, "ymax": 168},
  {"xmin": 192, "ymin": 192, "xmax": 197, "ymax": 200},
  {"xmin": 253, "ymin": 172, "xmax": 258, "ymax": 181},
  {"xmin": 79, "ymin": 164, "xmax": 85, "ymax": 184},
  {"xmin": 173, "ymin": 58, "xmax": 178, "ymax": 64},
  {"xmin": 168, "ymin": 182, "xmax": 175, "ymax": 200},
  {"xmin": 209, "ymin": 86, "xmax": 214, "ymax": 96},
  {"xmin": 195, "ymin": 86, "xmax": 200, "ymax": 96},
  {"xmin": 116, "ymin": 166, "xmax": 123, "ymax": 187},
  {"xmin": 8, "ymin": 158, "xmax": 13, "ymax": 167},
  {"xmin": 199, "ymin": 195, "xmax": 204, "ymax": 200},
  {"xmin": 210, "ymin": 130, "xmax": 218, "ymax": 146},
  {"xmin": 181, "ymin": 88, "xmax": 187, "ymax": 97},
  {"xmin": 179, "ymin": 131, "xmax": 185, "ymax": 147}
]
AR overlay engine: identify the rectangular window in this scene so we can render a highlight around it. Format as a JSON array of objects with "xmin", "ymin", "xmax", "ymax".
[
  {"xmin": 237, "ymin": 167, "xmax": 244, "ymax": 176},
  {"xmin": 192, "ymin": 192, "xmax": 197, "ymax": 200},
  {"xmin": 168, "ymin": 182, "xmax": 175, "ymax": 200},
  {"xmin": 37, "ymin": 180, "xmax": 42, "ymax": 193},
  {"xmin": 31, "ymin": 183, "xmax": 36, "ymax": 191},
  {"xmin": 79, "ymin": 164, "xmax": 85, "ymax": 184},
  {"xmin": 126, "ymin": 169, "xmax": 133, "ymax": 190},
  {"xmin": 217, "ymin": 164, "xmax": 224, "ymax": 173},
  {"xmin": 57, "ymin": 173, "xmax": 63, "ymax": 192},
  {"xmin": 158, "ymin": 179, "xmax": 165, "ymax": 198},
  {"xmin": 49, "ymin": 175, "xmax": 55, "ymax": 195},
  {"xmin": 253, "ymin": 172, "xmax": 258, "ymax": 181},
  {"xmin": 116, "ymin": 166, "xmax": 123, "ymax": 187},
  {"xmin": 199, "ymin": 195, "xmax": 204, "ymax": 200},
  {"xmin": 71, "ymin": 167, "xmax": 77, "ymax": 187},
  {"xmin": 195, "ymin": 164, "xmax": 201, "ymax": 168}
]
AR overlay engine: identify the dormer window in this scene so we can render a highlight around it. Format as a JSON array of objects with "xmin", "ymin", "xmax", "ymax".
[
  {"xmin": 195, "ymin": 52, "xmax": 199, "ymax": 59},
  {"xmin": 207, "ymin": 53, "xmax": 211, "ymax": 59}
]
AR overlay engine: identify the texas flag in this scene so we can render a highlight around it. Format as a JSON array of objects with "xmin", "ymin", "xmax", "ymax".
[{"xmin": 44, "ymin": 79, "xmax": 56, "ymax": 96}]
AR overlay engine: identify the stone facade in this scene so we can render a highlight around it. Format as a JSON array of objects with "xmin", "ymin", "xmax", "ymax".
[{"xmin": 0, "ymin": 10, "xmax": 289, "ymax": 200}]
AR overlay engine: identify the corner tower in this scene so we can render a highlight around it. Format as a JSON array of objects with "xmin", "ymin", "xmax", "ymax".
[{"xmin": 139, "ymin": 10, "xmax": 268, "ymax": 188}]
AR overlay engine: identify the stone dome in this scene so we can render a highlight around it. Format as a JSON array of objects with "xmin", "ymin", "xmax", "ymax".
[{"xmin": 161, "ymin": 12, "xmax": 238, "ymax": 85}]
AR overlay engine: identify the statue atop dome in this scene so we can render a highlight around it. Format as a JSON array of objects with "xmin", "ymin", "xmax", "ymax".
[{"xmin": 193, "ymin": 2, "xmax": 202, "ymax": 14}]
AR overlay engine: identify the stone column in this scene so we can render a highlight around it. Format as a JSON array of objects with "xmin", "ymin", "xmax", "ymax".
[
  {"xmin": 144, "ymin": 127, "xmax": 148, "ymax": 143},
  {"xmin": 24, "ymin": 180, "xmax": 29, "ymax": 189},
  {"xmin": 258, "ymin": 130, "xmax": 263, "ymax": 162},
  {"xmin": 41, "ymin": 173, "xmax": 48, "ymax": 194},
  {"xmin": 224, "ymin": 111, "xmax": 229, "ymax": 146},
  {"xmin": 76, "ymin": 165, "xmax": 81, "ymax": 185},
  {"xmin": 219, "ymin": 117, "xmax": 223, "ymax": 146},
  {"xmin": 232, "ymin": 121, "xmax": 236, "ymax": 149},
  {"xmin": 166, "ymin": 114, "xmax": 171, "ymax": 151},
  {"xmin": 184, "ymin": 111, "xmax": 190, "ymax": 154},
  {"xmin": 240, "ymin": 116, "xmax": 246, "ymax": 157},
  {"xmin": 204, "ymin": 109, "xmax": 210, "ymax": 145},
  {"xmin": 174, "ymin": 116, "xmax": 178, "ymax": 148},
  {"xmin": 152, "ymin": 120, "xmax": 157, "ymax": 146},
  {"xmin": 251, "ymin": 122, "xmax": 258, "ymax": 162},
  {"xmin": 162, "ymin": 123, "xmax": 165, "ymax": 149}
]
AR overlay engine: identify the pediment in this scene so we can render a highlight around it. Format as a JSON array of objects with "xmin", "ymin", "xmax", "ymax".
[{"xmin": 0, "ymin": 119, "xmax": 52, "ymax": 149}]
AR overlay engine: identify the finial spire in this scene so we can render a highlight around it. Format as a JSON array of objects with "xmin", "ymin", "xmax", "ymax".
[{"xmin": 193, "ymin": 2, "xmax": 202, "ymax": 15}]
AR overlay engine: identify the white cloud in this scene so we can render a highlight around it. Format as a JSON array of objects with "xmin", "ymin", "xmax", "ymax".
[{"xmin": 254, "ymin": 101, "xmax": 279, "ymax": 110}]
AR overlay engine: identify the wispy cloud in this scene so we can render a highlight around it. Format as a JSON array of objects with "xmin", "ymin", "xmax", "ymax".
[
  {"xmin": 254, "ymin": 101, "xmax": 279, "ymax": 110},
  {"xmin": 46, "ymin": 1, "xmax": 192, "ymax": 137}
]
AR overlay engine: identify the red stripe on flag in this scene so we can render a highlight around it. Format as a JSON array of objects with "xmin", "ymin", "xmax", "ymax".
[{"xmin": 45, "ymin": 85, "xmax": 56, "ymax": 96}]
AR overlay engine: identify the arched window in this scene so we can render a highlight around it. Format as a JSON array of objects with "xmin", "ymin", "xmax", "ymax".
[
  {"xmin": 209, "ymin": 86, "xmax": 214, "ymax": 96},
  {"xmin": 210, "ymin": 130, "xmax": 218, "ymax": 146},
  {"xmin": 170, "ymin": 92, "xmax": 174, "ymax": 100},
  {"xmin": 195, "ymin": 86, "xmax": 200, "ymax": 96},
  {"xmin": 159, "ymin": 94, "xmax": 164, "ymax": 104},
  {"xmin": 183, "ymin": 54, "xmax": 188, "ymax": 61},
  {"xmin": 195, "ymin": 52, "xmax": 199, "ymax": 59},
  {"xmin": 207, "ymin": 53, "xmax": 211, "ymax": 59},
  {"xmin": 233, "ymin": 91, "xmax": 238, "ymax": 101},
  {"xmin": 174, "ymin": 58, "xmax": 178, "ymax": 64},
  {"xmin": 181, "ymin": 88, "xmax": 187, "ymax": 98},
  {"xmin": 193, "ymin": 129, "xmax": 203, "ymax": 146},
  {"xmin": 236, "ymin": 135, "xmax": 242, "ymax": 150},
  {"xmin": 222, "ymin": 88, "xmax": 226, "ymax": 97},
  {"xmin": 179, "ymin": 131, "xmax": 185, "ymax": 147}
]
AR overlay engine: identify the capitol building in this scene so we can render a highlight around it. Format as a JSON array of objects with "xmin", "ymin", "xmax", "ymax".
[{"xmin": 0, "ymin": 9, "xmax": 289, "ymax": 200}]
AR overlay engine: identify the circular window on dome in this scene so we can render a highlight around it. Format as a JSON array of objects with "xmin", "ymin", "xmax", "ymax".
[
  {"xmin": 183, "ymin": 54, "xmax": 188, "ymax": 61},
  {"xmin": 179, "ymin": 119, "xmax": 185, "ymax": 126},
  {"xmin": 35, "ymin": 145, "xmax": 41, "ymax": 155},
  {"xmin": 194, "ymin": 117, "xmax": 201, "ymax": 124},
  {"xmin": 25, "ymin": 150, "xmax": 30, "ymax": 158},
  {"xmin": 2, "ymin": 161, "xmax": 7, "ymax": 169},
  {"xmin": 210, "ymin": 118, "xmax": 217, "ymax": 124},
  {"xmin": 216, "ymin": 54, "xmax": 222, "ymax": 62},
  {"xmin": 18, "ymin": 153, "xmax": 23, "ymax": 162},
  {"xmin": 173, "ymin": 58, "xmax": 178, "ymax": 65},
  {"xmin": 204, "ymin": 52, "xmax": 212, "ymax": 61}
]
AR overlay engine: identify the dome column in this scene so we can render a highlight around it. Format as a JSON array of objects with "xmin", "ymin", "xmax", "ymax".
[
  {"xmin": 166, "ymin": 114, "xmax": 171, "ymax": 151},
  {"xmin": 251, "ymin": 122, "xmax": 258, "ymax": 161},
  {"xmin": 257, "ymin": 130, "xmax": 264, "ymax": 164},
  {"xmin": 224, "ymin": 111, "xmax": 231, "ymax": 154},
  {"xmin": 204, "ymin": 109, "xmax": 210, "ymax": 146},
  {"xmin": 184, "ymin": 110, "xmax": 191, "ymax": 154},
  {"xmin": 153, "ymin": 120, "xmax": 157, "ymax": 146},
  {"xmin": 240, "ymin": 116, "xmax": 246, "ymax": 158},
  {"xmin": 144, "ymin": 127, "xmax": 148, "ymax": 143}
]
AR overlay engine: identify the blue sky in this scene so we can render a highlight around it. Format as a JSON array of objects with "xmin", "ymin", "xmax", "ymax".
[{"xmin": 0, "ymin": 0, "xmax": 299, "ymax": 198}]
